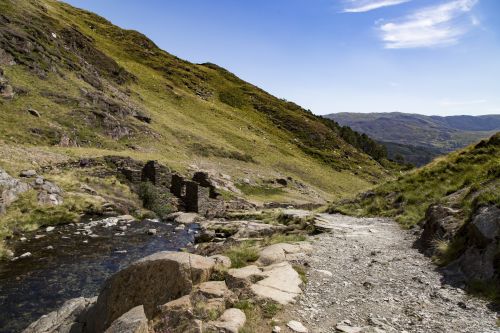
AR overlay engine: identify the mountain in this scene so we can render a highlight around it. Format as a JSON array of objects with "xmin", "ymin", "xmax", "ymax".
[
  {"xmin": 0, "ymin": 0, "xmax": 391, "ymax": 205},
  {"xmin": 325, "ymin": 112, "xmax": 500, "ymax": 166}
]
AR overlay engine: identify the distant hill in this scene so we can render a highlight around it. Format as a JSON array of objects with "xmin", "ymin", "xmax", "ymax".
[{"xmin": 325, "ymin": 112, "xmax": 500, "ymax": 166}]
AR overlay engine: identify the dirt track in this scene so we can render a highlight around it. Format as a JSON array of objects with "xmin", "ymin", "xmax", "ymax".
[{"xmin": 280, "ymin": 214, "xmax": 499, "ymax": 333}]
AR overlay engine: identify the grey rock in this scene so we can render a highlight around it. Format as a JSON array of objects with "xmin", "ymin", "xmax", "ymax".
[
  {"xmin": 20, "ymin": 170, "xmax": 37, "ymax": 178},
  {"xmin": 470, "ymin": 206, "xmax": 500, "ymax": 245},
  {"xmin": 104, "ymin": 305, "xmax": 148, "ymax": 333},
  {"xmin": 19, "ymin": 252, "xmax": 32, "ymax": 259},
  {"xmin": 22, "ymin": 297, "xmax": 96, "ymax": 333},
  {"xmin": 1, "ymin": 168, "xmax": 30, "ymax": 214},
  {"xmin": 207, "ymin": 308, "xmax": 246, "ymax": 333},
  {"xmin": 28, "ymin": 108, "xmax": 41, "ymax": 117}
]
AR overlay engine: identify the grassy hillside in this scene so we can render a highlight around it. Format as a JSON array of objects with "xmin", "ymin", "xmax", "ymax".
[
  {"xmin": 331, "ymin": 132, "xmax": 500, "ymax": 228},
  {"xmin": 0, "ymin": 0, "xmax": 390, "ymax": 206},
  {"xmin": 326, "ymin": 112, "xmax": 500, "ymax": 166}
]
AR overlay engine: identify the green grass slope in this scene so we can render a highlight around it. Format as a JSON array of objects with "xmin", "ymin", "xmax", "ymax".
[
  {"xmin": 0, "ymin": 0, "xmax": 390, "ymax": 204},
  {"xmin": 331, "ymin": 132, "xmax": 500, "ymax": 228}
]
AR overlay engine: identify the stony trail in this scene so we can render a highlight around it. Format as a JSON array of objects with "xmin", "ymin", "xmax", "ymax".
[{"xmin": 279, "ymin": 214, "xmax": 499, "ymax": 333}]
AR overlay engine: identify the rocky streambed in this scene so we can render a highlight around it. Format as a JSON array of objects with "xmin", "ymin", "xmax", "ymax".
[{"xmin": 0, "ymin": 215, "xmax": 198, "ymax": 333}]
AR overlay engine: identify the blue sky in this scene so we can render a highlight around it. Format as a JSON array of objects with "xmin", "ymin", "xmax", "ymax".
[{"xmin": 65, "ymin": 0, "xmax": 500, "ymax": 116}]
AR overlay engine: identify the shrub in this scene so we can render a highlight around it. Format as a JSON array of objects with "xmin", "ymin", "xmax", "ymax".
[{"xmin": 138, "ymin": 182, "xmax": 174, "ymax": 218}]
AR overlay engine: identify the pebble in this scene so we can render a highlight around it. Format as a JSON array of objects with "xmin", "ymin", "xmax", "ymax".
[
  {"xmin": 147, "ymin": 229, "xmax": 157, "ymax": 235},
  {"xmin": 19, "ymin": 252, "xmax": 32, "ymax": 259},
  {"xmin": 46, "ymin": 226, "xmax": 55, "ymax": 232}
]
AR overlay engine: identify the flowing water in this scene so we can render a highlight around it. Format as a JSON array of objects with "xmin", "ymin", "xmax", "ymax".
[{"xmin": 0, "ymin": 218, "xmax": 197, "ymax": 333}]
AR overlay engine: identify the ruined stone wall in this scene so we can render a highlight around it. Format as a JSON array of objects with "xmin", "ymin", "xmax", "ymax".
[{"xmin": 102, "ymin": 157, "xmax": 226, "ymax": 217}]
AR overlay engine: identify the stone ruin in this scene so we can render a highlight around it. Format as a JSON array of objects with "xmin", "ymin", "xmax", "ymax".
[{"xmin": 103, "ymin": 157, "xmax": 225, "ymax": 218}]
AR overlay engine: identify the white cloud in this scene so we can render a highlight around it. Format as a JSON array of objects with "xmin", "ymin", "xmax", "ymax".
[
  {"xmin": 343, "ymin": 0, "xmax": 411, "ymax": 13},
  {"xmin": 378, "ymin": 0, "xmax": 479, "ymax": 49},
  {"xmin": 440, "ymin": 98, "xmax": 486, "ymax": 107}
]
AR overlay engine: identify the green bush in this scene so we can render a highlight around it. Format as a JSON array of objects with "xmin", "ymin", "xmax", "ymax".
[{"xmin": 138, "ymin": 182, "xmax": 174, "ymax": 218}]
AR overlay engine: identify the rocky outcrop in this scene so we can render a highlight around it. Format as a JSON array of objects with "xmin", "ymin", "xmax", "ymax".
[
  {"xmin": 22, "ymin": 297, "xmax": 96, "ymax": 333},
  {"xmin": 446, "ymin": 206, "xmax": 500, "ymax": 282},
  {"xmin": 0, "ymin": 168, "xmax": 30, "ymax": 214},
  {"xmin": 89, "ymin": 251, "xmax": 216, "ymax": 332},
  {"xmin": 419, "ymin": 204, "xmax": 462, "ymax": 253},
  {"xmin": 0, "ymin": 67, "xmax": 14, "ymax": 99},
  {"xmin": 33, "ymin": 177, "xmax": 63, "ymax": 206},
  {"xmin": 104, "ymin": 305, "xmax": 148, "ymax": 333}
]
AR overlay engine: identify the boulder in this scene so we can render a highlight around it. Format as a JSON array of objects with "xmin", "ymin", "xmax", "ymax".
[
  {"xmin": 90, "ymin": 251, "xmax": 215, "ymax": 332},
  {"xmin": 20, "ymin": 170, "xmax": 37, "ymax": 178},
  {"xmin": 22, "ymin": 297, "xmax": 96, "ymax": 333},
  {"xmin": 419, "ymin": 205, "xmax": 461, "ymax": 253},
  {"xmin": 257, "ymin": 242, "xmax": 313, "ymax": 266},
  {"xmin": 206, "ymin": 308, "xmax": 246, "ymax": 333},
  {"xmin": 170, "ymin": 212, "xmax": 203, "ymax": 225},
  {"xmin": 1, "ymin": 168, "xmax": 30, "ymax": 214},
  {"xmin": 445, "ymin": 206, "xmax": 500, "ymax": 282},
  {"xmin": 105, "ymin": 305, "xmax": 148, "ymax": 333},
  {"xmin": 34, "ymin": 179, "xmax": 63, "ymax": 206},
  {"xmin": 469, "ymin": 206, "xmax": 500, "ymax": 246}
]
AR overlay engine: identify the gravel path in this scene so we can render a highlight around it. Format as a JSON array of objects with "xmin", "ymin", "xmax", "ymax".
[{"xmin": 280, "ymin": 214, "xmax": 499, "ymax": 333}]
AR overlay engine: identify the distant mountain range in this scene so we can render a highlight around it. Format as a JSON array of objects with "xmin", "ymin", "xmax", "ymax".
[{"xmin": 325, "ymin": 112, "xmax": 500, "ymax": 166}]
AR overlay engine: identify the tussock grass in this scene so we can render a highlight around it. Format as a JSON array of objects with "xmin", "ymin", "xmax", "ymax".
[{"xmin": 224, "ymin": 242, "xmax": 260, "ymax": 268}]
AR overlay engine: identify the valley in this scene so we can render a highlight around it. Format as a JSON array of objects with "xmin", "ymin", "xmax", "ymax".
[
  {"xmin": 327, "ymin": 112, "xmax": 500, "ymax": 166},
  {"xmin": 0, "ymin": 0, "xmax": 499, "ymax": 332}
]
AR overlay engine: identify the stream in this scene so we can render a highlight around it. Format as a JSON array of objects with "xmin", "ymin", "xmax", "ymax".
[{"xmin": 0, "ymin": 216, "xmax": 197, "ymax": 333}]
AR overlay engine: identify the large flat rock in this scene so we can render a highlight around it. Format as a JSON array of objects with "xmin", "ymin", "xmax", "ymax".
[
  {"xmin": 257, "ymin": 242, "xmax": 313, "ymax": 266},
  {"xmin": 251, "ymin": 262, "xmax": 303, "ymax": 305}
]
